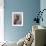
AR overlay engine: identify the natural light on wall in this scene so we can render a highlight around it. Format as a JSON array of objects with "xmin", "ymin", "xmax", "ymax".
[{"xmin": 0, "ymin": 0, "xmax": 4, "ymax": 42}]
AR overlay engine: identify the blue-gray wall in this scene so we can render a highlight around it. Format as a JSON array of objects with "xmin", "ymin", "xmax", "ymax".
[
  {"xmin": 40, "ymin": 0, "xmax": 46, "ymax": 27},
  {"xmin": 4, "ymin": 0, "xmax": 40, "ymax": 42}
]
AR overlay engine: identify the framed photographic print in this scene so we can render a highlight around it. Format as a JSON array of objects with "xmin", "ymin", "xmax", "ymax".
[{"xmin": 12, "ymin": 12, "xmax": 23, "ymax": 26}]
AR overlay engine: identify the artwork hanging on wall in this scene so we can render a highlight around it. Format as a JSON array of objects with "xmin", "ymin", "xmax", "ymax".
[{"xmin": 12, "ymin": 12, "xmax": 23, "ymax": 26}]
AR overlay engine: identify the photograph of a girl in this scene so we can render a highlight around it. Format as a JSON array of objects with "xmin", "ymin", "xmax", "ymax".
[
  {"xmin": 14, "ymin": 14, "xmax": 21, "ymax": 25},
  {"xmin": 12, "ymin": 12, "xmax": 23, "ymax": 26}
]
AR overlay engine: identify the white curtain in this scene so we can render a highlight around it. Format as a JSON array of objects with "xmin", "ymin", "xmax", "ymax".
[{"xmin": 0, "ymin": 0, "xmax": 4, "ymax": 42}]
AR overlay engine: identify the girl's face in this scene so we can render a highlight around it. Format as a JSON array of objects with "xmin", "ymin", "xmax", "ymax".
[{"xmin": 14, "ymin": 14, "xmax": 19, "ymax": 21}]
